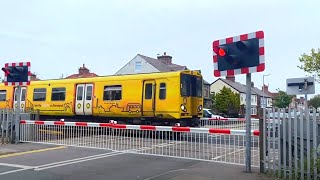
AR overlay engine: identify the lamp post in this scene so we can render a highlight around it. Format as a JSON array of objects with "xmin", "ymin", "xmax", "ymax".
[{"xmin": 262, "ymin": 73, "xmax": 270, "ymax": 173}]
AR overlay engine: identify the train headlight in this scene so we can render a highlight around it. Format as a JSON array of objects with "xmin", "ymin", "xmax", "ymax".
[
  {"xmin": 198, "ymin": 105, "xmax": 202, "ymax": 112},
  {"xmin": 180, "ymin": 104, "xmax": 187, "ymax": 112}
]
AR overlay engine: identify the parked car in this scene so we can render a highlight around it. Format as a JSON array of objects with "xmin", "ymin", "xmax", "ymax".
[{"xmin": 203, "ymin": 108, "xmax": 224, "ymax": 119}]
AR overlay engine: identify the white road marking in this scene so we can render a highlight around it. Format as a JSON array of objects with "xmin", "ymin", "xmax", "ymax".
[
  {"xmin": 34, "ymin": 151, "xmax": 122, "ymax": 170},
  {"xmin": 143, "ymin": 169, "xmax": 185, "ymax": 180},
  {"xmin": 35, "ymin": 142, "xmax": 182, "ymax": 171},
  {"xmin": 35, "ymin": 152, "xmax": 125, "ymax": 171},
  {"xmin": 0, "ymin": 167, "xmax": 34, "ymax": 176},
  {"xmin": 0, "ymin": 163, "xmax": 33, "ymax": 169},
  {"xmin": 212, "ymin": 148, "xmax": 245, "ymax": 160}
]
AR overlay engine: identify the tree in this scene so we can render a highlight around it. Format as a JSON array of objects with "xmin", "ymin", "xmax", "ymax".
[
  {"xmin": 297, "ymin": 48, "xmax": 320, "ymax": 82},
  {"xmin": 273, "ymin": 90, "xmax": 293, "ymax": 108},
  {"xmin": 214, "ymin": 87, "xmax": 240, "ymax": 116},
  {"xmin": 309, "ymin": 95, "xmax": 320, "ymax": 111}
]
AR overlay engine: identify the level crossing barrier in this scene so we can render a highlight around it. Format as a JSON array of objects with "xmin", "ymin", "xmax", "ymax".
[
  {"xmin": 20, "ymin": 120, "xmax": 260, "ymax": 167},
  {"xmin": 200, "ymin": 117, "xmax": 260, "ymax": 130}
]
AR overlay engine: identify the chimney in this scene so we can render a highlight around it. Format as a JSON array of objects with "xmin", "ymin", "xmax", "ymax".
[
  {"xmin": 79, "ymin": 64, "xmax": 90, "ymax": 75},
  {"xmin": 30, "ymin": 73, "xmax": 39, "ymax": 81},
  {"xmin": 262, "ymin": 84, "xmax": 269, "ymax": 92},
  {"xmin": 251, "ymin": 82, "xmax": 254, "ymax": 87},
  {"xmin": 157, "ymin": 52, "xmax": 172, "ymax": 65},
  {"xmin": 226, "ymin": 75, "xmax": 235, "ymax": 82}
]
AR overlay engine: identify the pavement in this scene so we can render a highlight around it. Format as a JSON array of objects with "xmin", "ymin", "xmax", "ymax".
[{"xmin": 0, "ymin": 143, "xmax": 273, "ymax": 180}]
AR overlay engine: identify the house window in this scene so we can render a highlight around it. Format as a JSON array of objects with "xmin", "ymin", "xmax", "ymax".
[
  {"xmin": 251, "ymin": 106, "xmax": 257, "ymax": 115},
  {"xmin": 33, "ymin": 88, "xmax": 46, "ymax": 101},
  {"xmin": 51, "ymin": 88, "xmax": 66, "ymax": 101},
  {"xmin": 0, "ymin": 90, "xmax": 6, "ymax": 101},
  {"xmin": 104, "ymin": 85, "xmax": 122, "ymax": 100},
  {"xmin": 159, "ymin": 83, "xmax": 166, "ymax": 100},
  {"xmin": 135, "ymin": 61, "xmax": 142, "ymax": 71}
]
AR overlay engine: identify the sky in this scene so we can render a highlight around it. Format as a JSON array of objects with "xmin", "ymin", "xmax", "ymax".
[{"xmin": 0, "ymin": 0, "xmax": 319, "ymax": 98}]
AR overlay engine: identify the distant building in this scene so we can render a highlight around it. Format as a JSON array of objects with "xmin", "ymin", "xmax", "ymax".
[
  {"xmin": 289, "ymin": 96, "xmax": 306, "ymax": 110},
  {"xmin": 65, "ymin": 64, "xmax": 98, "ymax": 79},
  {"xmin": 30, "ymin": 73, "xmax": 40, "ymax": 81},
  {"xmin": 115, "ymin": 52, "xmax": 212, "ymax": 108}
]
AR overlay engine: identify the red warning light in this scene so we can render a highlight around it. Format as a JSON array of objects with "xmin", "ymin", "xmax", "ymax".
[{"xmin": 218, "ymin": 48, "xmax": 226, "ymax": 57}]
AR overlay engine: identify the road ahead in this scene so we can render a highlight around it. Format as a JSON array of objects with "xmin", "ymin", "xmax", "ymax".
[{"xmin": 0, "ymin": 143, "xmax": 269, "ymax": 180}]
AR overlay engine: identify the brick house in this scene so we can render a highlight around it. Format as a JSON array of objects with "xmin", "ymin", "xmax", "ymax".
[{"xmin": 210, "ymin": 75, "xmax": 272, "ymax": 118}]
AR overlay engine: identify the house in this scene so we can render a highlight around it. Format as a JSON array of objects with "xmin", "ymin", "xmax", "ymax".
[
  {"xmin": 289, "ymin": 96, "xmax": 306, "ymax": 110},
  {"xmin": 203, "ymin": 80, "xmax": 212, "ymax": 109},
  {"xmin": 261, "ymin": 85, "xmax": 281, "ymax": 109},
  {"xmin": 65, "ymin": 64, "xmax": 99, "ymax": 79},
  {"xmin": 115, "ymin": 52, "xmax": 212, "ymax": 108},
  {"xmin": 210, "ymin": 75, "xmax": 272, "ymax": 118},
  {"xmin": 115, "ymin": 52, "xmax": 187, "ymax": 75}
]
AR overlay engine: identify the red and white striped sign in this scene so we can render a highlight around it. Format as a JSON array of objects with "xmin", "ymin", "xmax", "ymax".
[
  {"xmin": 4, "ymin": 62, "xmax": 31, "ymax": 86},
  {"xmin": 212, "ymin": 31, "xmax": 265, "ymax": 77},
  {"xmin": 20, "ymin": 120, "xmax": 259, "ymax": 136}
]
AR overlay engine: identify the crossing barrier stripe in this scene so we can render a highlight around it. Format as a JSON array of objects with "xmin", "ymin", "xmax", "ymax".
[{"xmin": 20, "ymin": 120, "xmax": 259, "ymax": 136}]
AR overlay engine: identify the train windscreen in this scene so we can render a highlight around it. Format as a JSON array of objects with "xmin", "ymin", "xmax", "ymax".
[{"xmin": 181, "ymin": 74, "xmax": 202, "ymax": 97}]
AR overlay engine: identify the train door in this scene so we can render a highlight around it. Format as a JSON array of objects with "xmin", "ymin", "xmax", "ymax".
[
  {"xmin": 13, "ymin": 87, "xmax": 26, "ymax": 112},
  {"xmin": 75, "ymin": 84, "xmax": 93, "ymax": 115},
  {"xmin": 142, "ymin": 80, "xmax": 156, "ymax": 117}
]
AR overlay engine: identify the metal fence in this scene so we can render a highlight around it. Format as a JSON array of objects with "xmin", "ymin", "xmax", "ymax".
[
  {"xmin": 200, "ymin": 118, "xmax": 260, "ymax": 130},
  {"xmin": 0, "ymin": 108, "xmax": 39, "ymax": 145},
  {"xmin": 263, "ymin": 108, "xmax": 320, "ymax": 180},
  {"xmin": 20, "ymin": 120, "xmax": 260, "ymax": 167},
  {"xmin": 0, "ymin": 109, "xmax": 15, "ymax": 144}
]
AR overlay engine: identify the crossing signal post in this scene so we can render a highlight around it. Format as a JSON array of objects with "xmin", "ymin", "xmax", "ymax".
[
  {"xmin": 212, "ymin": 31, "xmax": 265, "ymax": 173},
  {"xmin": 1, "ymin": 62, "xmax": 31, "ymax": 144}
]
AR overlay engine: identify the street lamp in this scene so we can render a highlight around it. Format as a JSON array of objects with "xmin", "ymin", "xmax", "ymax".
[{"xmin": 262, "ymin": 74, "xmax": 271, "ymax": 108}]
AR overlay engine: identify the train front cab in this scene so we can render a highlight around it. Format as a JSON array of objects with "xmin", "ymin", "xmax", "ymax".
[{"xmin": 179, "ymin": 71, "xmax": 203, "ymax": 127}]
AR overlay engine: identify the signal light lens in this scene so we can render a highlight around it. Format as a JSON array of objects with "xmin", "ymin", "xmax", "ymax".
[{"xmin": 218, "ymin": 48, "xmax": 226, "ymax": 57}]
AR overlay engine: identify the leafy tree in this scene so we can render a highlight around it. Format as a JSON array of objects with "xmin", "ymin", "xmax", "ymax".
[
  {"xmin": 214, "ymin": 87, "xmax": 240, "ymax": 115},
  {"xmin": 309, "ymin": 95, "xmax": 320, "ymax": 110},
  {"xmin": 273, "ymin": 90, "xmax": 293, "ymax": 108},
  {"xmin": 298, "ymin": 48, "xmax": 320, "ymax": 82}
]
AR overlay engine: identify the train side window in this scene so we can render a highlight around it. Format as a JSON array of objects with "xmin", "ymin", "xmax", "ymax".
[
  {"xmin": 51, "ymin": 87, "xmax": 66, "ymax": 101},
  {"xmin": 21, "ymin": 89, "xmax": 26, "ymax": 101},
  {"xmin": 0, "ymin": 90, "xmax": 6, "ymax": 101},
  {"xmin": 86, "ymin": 86, "xmax": 92, "ymax": 100},
  {"xmin": 159, "ymin": 83, "xmax": 166, "ymax": 100},
  {"xmin": 145, "ymin": 83, "xmax": 152, "ymax": 99},
  {"xmin": 77, "ymin": 86, "xmax": 83, "ymax": 100},
  {"xmin": 33, "ymin": 88, "xmax": 46, "ymax": 101},
  {"xmin": 103, "ymin": 85, "xmax": 122, "ymax": 101}
]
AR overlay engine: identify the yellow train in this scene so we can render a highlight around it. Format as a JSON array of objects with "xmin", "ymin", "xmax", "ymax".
[{"xmin": 0, "ymin": 70, "xmax": 203, "ymax": 127}]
